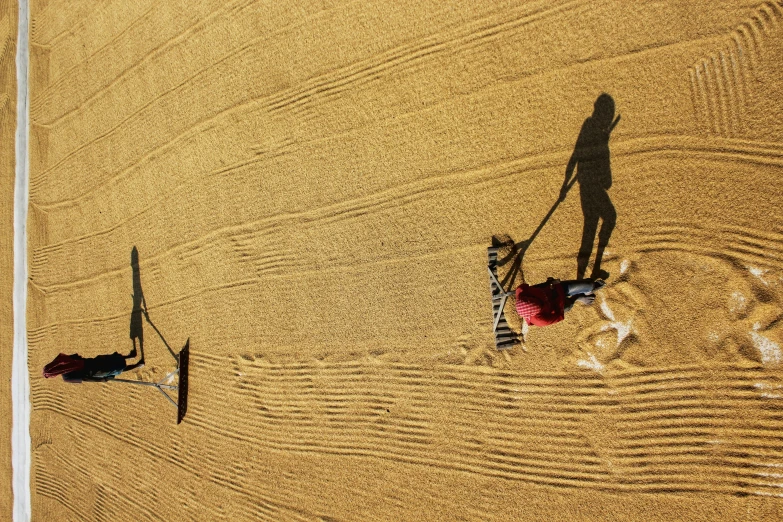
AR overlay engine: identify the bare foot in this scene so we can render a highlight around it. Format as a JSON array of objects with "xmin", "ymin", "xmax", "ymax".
[{"xmin": 577, "ymin": 295, "xmax": 596, "ymax": 305}]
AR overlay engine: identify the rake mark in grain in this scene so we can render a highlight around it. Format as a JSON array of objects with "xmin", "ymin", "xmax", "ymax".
[
  {"xmin": 33, "ymin": 0, "xmax": 580, "ymax": 208},
  {"xmin": 29, "ymin": 133, "xmax": 783, "ymax": 296},
  {"xmin": 178, "ymin": 356, "xmax": 783, "ymax": 496},
  {"xmin": 688, "ymin": 1, "xmax": 783, "ymax": 137},
  {"xmin": 31, "ymin": 0, "xmax": 247, "ymax": 122},
  {"xmin": 31, "ymin": 393, "xmax": 312, "ymax": 521},
  {"xmin": 0, "ymin": 15, "xmax": 12, "ymax": 64}
]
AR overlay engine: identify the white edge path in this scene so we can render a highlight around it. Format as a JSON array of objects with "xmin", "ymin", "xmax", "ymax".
[{"xmin": 12, "ymin": 0, "xmax": 31, "ymax": 520}]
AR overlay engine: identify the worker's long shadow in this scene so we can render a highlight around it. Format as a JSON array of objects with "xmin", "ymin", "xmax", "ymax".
[
  {"xmin": 124, "ymin": 246, "xmax": 188, "ymax": 423},
  {"xmin": 494, "ymin": 93, "xmax": 620, "ymax": 288},
  {"xmin": 130, "ymin": 246, "xmax": 178, "ymax": 362},
  {"xmin": 130, "ymin": 247, "xmax": 146, "ymax": 361}
]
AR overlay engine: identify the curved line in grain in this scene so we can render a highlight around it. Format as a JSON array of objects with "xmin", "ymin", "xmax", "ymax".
[
  {"xmin": 33, "ymin": 0, "xmax": 259, "ymax": 120},
  {"xmin": 32, "ymin": 6, "xmax": 746, "ymax": 211},
  {"xmin": 34, "ymin": 402, "xmax": 310, "ymax": 520},
  {"xmin": 28, "ymin": 133, "xmax": 783, "ymax": 294},
  {"xmin": 30, "ymin": 0, "xmax": 110, "ymax": 46},
  {"xmin": 38, "ymin": 360, "xmax": 783, "ymax": 496},
  {"xmin": 33, "ymin": 0, "xmax": 572, "ymax": 182},
  {"xmin": 40, "ymin": 0, "xmax": 253, "ymax": 92}
]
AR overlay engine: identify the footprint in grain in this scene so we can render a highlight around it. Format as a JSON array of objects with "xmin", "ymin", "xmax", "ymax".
[
  {"xmin": 715, "ymin": 264, "xmax": 783, "ymax": 366},
  {"xmin": 568, "ymin": 258, "xmax": 650, "ymax": 372}
]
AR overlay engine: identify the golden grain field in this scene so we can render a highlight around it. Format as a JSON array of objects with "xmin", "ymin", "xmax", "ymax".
[{"xmin": 22, "ymin": 1, "xmax": 783, "ymax": 520}]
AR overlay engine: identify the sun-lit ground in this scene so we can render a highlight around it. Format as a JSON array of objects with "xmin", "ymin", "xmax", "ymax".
[{"xmin": 17, "ymin": 0, "xmax": 783, "ymax": 520}]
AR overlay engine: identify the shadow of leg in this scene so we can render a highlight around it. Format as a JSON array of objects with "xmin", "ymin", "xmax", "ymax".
[
  {"xmin": 125, "ymin": 335, "xmax": 144, "ymax": 364},
  {"xmin": 591, "ymin": 191, "xmax": 616, "ymax": 279},
  {"xmin": 127, "ymin": 339, "xmax": 138, "ymax": 359},
  {"xmin": 577, "ymin": 212, "xmax": 599, "ymax": 279},
  {"xmin": 138, "ymin": 335, "xmax": 145, "ymax": 364},
  {"xmin": 129, "ymin": 306, "xmax": 145, "ymax": 363}
]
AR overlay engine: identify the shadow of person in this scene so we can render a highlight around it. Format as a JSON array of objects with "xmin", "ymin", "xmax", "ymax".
[
  {"xmin": 130, "ymin": 246, "xmax": 146, "ymax": 363},
  {"xmin": 130, "ymin": 246, "xmax": 181, "ymax": 362},
  {"xmin": 561, "ymin": 93, "xmax": 619, "ymax": 280}
]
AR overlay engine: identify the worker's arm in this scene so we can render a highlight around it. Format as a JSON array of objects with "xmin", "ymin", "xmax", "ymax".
[
  {"xmin": 562, "ymin": 121, "xmax": 588, "ymax": 201},
  {"xmin": 561, "ymin": 154, "xmax": 577, "ymax": 201},
  {"xmin": 608, "ymin": 114, "xmax": 621, "ymax": 134}
]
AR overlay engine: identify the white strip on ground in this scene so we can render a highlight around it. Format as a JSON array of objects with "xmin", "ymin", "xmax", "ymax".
[{"xmin": 12, "ymin": 0, "xmax": 31, "ymax": 520}]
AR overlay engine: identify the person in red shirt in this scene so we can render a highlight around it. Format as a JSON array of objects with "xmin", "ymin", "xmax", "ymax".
[{"xmin": 515, "ymin": 278, "xmax": 605, "ymax": 326}]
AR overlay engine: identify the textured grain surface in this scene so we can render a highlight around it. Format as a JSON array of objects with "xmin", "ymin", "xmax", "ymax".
[
  {"xmin": 28, "ymin": 1, "xmax": 783, "ymax": 520},
  {"xmin": 0, "ymin": 0, "xmax": 16, "ymax": 517}
]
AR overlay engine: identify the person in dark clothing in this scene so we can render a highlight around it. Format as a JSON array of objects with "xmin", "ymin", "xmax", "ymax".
[
  {"xmin": 45, "ymin": 248, "xmax": 149, "ymax": 384},
  {"xmin": 561, "ymin": 93, "xmax": 620, "ymax": 280},
  {"xmin": 43, "ymin": 351, "xmax": 144, "ymax": 383}
]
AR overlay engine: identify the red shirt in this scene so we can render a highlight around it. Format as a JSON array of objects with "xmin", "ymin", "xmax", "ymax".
[{"xmin": 515, "ymin": 283, "xmax": 566, "ymax": 326}]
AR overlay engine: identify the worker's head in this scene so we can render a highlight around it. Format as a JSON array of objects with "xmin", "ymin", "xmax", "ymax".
[
  {"xmin": 593, "ymin": 93, "xmax": 615, "ymax": 127},
  {"xmin": 131, "ymin": 246, "xmax": 139, "ymax": 266},
  {"xmin": 43, "ymin": 353, "xmax": 84, "ymax": 378}
]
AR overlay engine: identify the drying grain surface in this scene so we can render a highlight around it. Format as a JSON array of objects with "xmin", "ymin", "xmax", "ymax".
[
  {"xmin": 0, "ymin": 0, "xmax": 16, "ymax": 516},
  {"xmin": 27, "ymin": 0, "xmax": 783, "ymax": 520}
]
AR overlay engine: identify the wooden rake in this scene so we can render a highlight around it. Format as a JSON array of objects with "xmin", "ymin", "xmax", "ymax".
[{"xmin": 488, "ymin": 247, "xmax": 521, "ymax": 350}]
